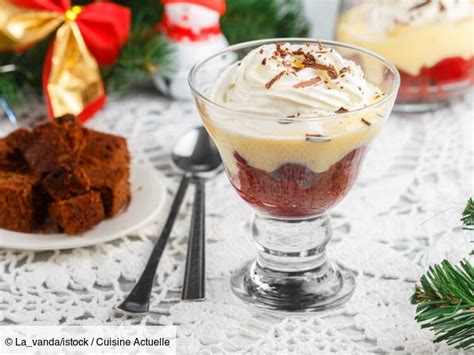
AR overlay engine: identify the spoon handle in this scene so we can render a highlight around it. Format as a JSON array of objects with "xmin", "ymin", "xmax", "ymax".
[
  {"xmin": 182, "ymin": 178, "xmax": 206, "ymax": 300},
  {"xmin": 117, "ymin": 175, "xmax": 190, "ymax": 314},
  {"xmin": 0, "ymin": 97, "xmax": 18, "ymax": 126}
]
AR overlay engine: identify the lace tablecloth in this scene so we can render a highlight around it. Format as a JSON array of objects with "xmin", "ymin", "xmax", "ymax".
[{"xmin": 0, "ymin": 87, "xmax": 473, "ymax": 354}]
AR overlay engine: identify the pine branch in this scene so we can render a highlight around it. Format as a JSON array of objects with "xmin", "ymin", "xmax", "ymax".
[
  {"xmin": 461, "ymin": 198, "xmax": 474, "ymax": 230},
  {"xmin": 111, "ymin": 0, "xmax": 163, "ymax": 28},
  {"xmin": 221, "ymin": 0, "xmax": 309, "ymax": 44},
  {"xmin": 411, "ymin": 198, "xmax": 474, "ymax": 349},
  {"xmin": 0, "ymin": 72, "xmax": 23, "ymax": 104},
  {"xmin": 103, "ymin": 29, "xmax": 173, "ymax": 95},
  {"xmin": 411, "ymin": 259, "xmax": 474, "ymax": 349}
]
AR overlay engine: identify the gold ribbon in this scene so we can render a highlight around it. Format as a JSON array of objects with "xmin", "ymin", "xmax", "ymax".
[{"xmin": 0, "ymin": 1, "xmax": 104, "ymax": 119}]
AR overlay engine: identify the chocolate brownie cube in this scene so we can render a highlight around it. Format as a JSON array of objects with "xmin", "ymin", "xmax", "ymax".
[
  {"xmin": 54, "ymin": 115, "xmax": 87, "ymax": 157},
  {"xmin": 0, "ymin": 139, "xmax": 11, "ymax": 166},
  {"xmin": 0, "ymin": 171, "xmax": 42, "ymax": 232},
  {"xmin": 42, "ymin": 163, "xmax": 90, "ymax": 201},
  {"xmin": 80, "ymin": 129, "xmax": 130, "ymax": 168},
  {"xmin": 0, "ymin": 130, "xmax": 30, "ymax": 172},
  {"xmin": 23, "ymin": 123, "xmax": 72, "ymax": 175},
  {"xmin": 5, "ymin": 128, "xmax": 32, "ymax": 152},
  {"xmin": 81, "ymin": 161, "xmax": 130, "ymax": 217},
  {"xmin": 49, "ymin": 191, "xmax": 105, "ymax": 235},
  {"xmin": 0, "ymin": 139, "xmax": 22, "ymax": 172},
  {"xmin": 99, "ymin": 169, "xmax": 130, "ymax": 217}
]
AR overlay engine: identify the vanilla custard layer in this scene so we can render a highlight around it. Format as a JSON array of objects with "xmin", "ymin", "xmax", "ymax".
[
  {"xmin": 337, "ymin": 4, "xmax": 474, "ymax": 76},
  {"xmin": 200, "ymin": 106, "xmax": 389, "ymax": 175}
]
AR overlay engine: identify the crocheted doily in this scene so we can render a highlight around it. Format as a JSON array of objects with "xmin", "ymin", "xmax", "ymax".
[{"xmin": 0, "ymin": 88, "xmax": 472, "ymax": 354}]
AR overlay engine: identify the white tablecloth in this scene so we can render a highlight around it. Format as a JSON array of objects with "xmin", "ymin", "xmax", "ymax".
[{"xmin": 0, "ymin": 87, "xmax": 472, "ymax": 354}]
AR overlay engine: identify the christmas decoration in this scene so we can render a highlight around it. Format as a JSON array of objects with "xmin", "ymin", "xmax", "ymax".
[
  {"xmin": 462, "ymin": 198, "xmax": 474, "ymax": 230},
  {"xmin": 0, "ymin": 0, "xmax": 309, "ymax": 116},
  {"xmin": 411, "ymin": 198, "xmax": 474, "ymax": 350},
  {"xmin": 153, "ymin": 0, "xmax": 229, "ymax": 99},
  {"xmin": 0, "ymin": 0, "xmax": 130, "ymax": 122}
]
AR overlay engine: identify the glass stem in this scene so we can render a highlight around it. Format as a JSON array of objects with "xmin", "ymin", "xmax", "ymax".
[{"xmin": 252, "ymin": 214, "xmax": 332, "ymax": 273}]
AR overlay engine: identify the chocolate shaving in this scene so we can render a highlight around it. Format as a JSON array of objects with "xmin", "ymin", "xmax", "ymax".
[
  {"xmin": 410, "ymin": 0, "xmax": 431, "ymax": 11},
  {"xmin": 292, "ymin": 48, "xmax": 305, "ymax": 56},
  {"xmin": 275, "ymin": 43, "xmax": 287, "ymax": 58},
  {"xmin": 293, "ymin": 76, "xmax": 321, "ymax": 89},
  {"xmin": 305, "ymin": 133, "xmax": 331, "ymax": 143},
  {"xmin": 361, "ymin": 118, "xmax": 372, "ymax": 126},
  {"xmin": 317, "ymin": 40, "xmax": 324, "ymax": 51},
  {"xmin": 259, "ymin": 48, "xmax": 264, "ymax": 54},
  {"xmin": 265, "ymin": 70, "xmax": 286, "ymax": 89},
  {"xmin": 335, "ymin": 107, "xmax": 348, "ymax": 113},
  {"xmin": 313, "ymin": 63, "xmax": 338, "ymax": 79},
  {"xmin": 261, "ymin": 58, "xmax": 267, "ymax": 66},
  {"xmin": 278, "ymin": 119, "xmax": 294, "ymax": 125},
  {"xmin": 339, "ymin": 66, "xmax": 350, "ymax": 75},
  {"xmin": 301, "ymin": 52, "xmax": 338, "ymax": 79}
]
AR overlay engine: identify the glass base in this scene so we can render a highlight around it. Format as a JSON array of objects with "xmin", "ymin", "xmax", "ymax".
[
  {"xmin": 230, "ymin": 214, "xmax": 355, "ymax": 312},
  {"xmin": 231, "ymin": 259, "xmax": 355, "ymax": 312}
]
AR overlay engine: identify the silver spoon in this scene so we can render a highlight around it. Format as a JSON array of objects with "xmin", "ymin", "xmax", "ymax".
[
  {"xmin": 117, "ymin": 126, "xmax": 222, "ymax": 314},
  {"xmin": 173, "ymin": 127, "xmax": 222, "ymax": 301}
]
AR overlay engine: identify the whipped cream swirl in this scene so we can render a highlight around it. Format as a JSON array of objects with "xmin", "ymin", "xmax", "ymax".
[
  {"xmin": 368, "ymin": 0, "xmax": 473, "ymax": 33},
  {"xmin": 209, "ymin": 42, "xmax": 382, "ymax": 117}
]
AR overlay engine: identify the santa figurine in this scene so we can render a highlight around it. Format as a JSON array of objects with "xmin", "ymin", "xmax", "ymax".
[{"xmin": 154, "ymin": 0, "xmax": 229, "ymax": 99}]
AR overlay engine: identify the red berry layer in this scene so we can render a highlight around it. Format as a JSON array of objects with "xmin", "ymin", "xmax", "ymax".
[{"xmin": 230, "ymin": 147, "xmax": 367, "ymax": 218}]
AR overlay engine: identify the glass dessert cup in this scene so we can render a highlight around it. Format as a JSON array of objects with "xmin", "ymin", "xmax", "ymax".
[
  {"xmin": 337, "ymin": 0, "xmax": 474, "ymax": 113},
  {"xmin": 189, "ymin": 39, "xmax": 400, "ymax": 312}
]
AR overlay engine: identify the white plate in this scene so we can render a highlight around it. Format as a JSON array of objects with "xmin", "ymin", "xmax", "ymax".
[{"xmin": 0, "ymin": 165, "xmax": 168, "ymax": 250}]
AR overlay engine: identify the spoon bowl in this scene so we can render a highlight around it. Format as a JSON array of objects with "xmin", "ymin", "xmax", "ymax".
[{"xmin": 172, "ymin": 126, "xmax": 222, "ymax": 177}]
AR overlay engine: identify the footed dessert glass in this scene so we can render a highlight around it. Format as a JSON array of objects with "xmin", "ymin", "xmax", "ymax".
[
  {"xmin": 337, "ymin": 0, "xmax": 474, "ymax": 113},
  {"xmin": 189, "ymin": 39, "xmax": 400, "ymax": 312}
]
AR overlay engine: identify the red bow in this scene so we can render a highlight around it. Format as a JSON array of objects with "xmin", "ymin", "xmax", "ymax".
[
  {"xmin": 3, "ymin": 0, "xmax": 131, "ymax": 121},
  {"xmin": 12, "ymin": 0, "xmax": 130, "ymax": 66}
]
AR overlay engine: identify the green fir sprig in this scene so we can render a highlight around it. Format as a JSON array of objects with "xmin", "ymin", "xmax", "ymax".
[
  {"xmin": 221, "ymin": 0, "xmax": 308, "ymax": 44},
  {"xmin": 102, "ymin": 28, "xmax": 173, "ymax": 95},
  {"xmin": 410, "ymin": 260, "xmax": 474, "ymax": 349},
  {"xmin": 411, "ymin": 198, "xmax": 474, "ymax": 350},
  {"xmin": 461, "ymin": 198, "xmax": 474, "ymax": 230}
]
